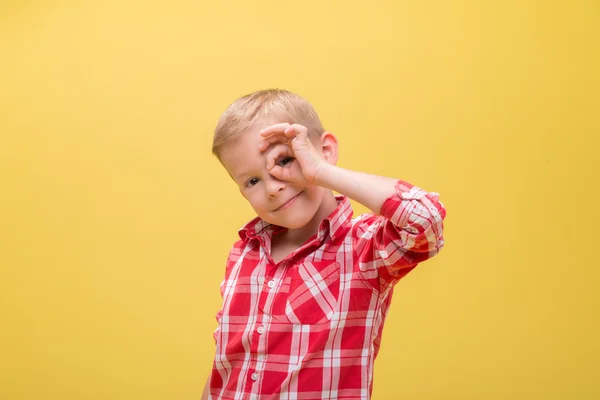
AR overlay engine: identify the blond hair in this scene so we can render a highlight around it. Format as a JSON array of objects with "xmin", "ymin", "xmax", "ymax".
[{"xmin": 212, "ymin": 89, "xmax": 324, "ymax": 158}]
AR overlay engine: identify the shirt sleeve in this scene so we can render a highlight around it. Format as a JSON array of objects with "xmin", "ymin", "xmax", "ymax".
[{"xmin": 353, "ymin": 180, "xmax": 446, "ymax": 292}]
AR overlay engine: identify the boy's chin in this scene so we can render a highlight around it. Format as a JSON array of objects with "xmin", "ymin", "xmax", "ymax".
[
  {"xmin": 280, "ymin": 219, "xmax": 310, "ymax": 229},
  {"xmin": 268, "ymin": 213, "xmax": 313, "ymax": 229}
]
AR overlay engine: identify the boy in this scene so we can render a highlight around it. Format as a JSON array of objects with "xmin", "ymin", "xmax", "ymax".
[{"xmin": 202, "ymin": 89, "xmax": 446, "ymax": 399}]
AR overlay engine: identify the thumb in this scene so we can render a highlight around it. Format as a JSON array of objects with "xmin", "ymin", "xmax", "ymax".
[{"xmin": 267, "ymin": 164, "xmax": 286, "ymax": 181}]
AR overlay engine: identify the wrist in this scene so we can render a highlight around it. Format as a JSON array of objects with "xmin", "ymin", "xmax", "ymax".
[{"xmin": 312, "ymin": 162, "xmax": 337, "ymax": 188}]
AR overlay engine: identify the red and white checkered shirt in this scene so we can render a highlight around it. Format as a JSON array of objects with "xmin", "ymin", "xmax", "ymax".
[{"xmin": 209, "ymin": 180, "xmax": 446, "ymax": 399}]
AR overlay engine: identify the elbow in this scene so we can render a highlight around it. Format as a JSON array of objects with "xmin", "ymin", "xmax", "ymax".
[{"xmin": 398, "ymin": 207, "xmax": 445, "ymax": 254}]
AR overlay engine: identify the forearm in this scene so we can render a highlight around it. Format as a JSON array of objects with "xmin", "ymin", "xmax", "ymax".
[{"xmin": 315, "ymin": 164, "xmax": 398, "ymax": 215}]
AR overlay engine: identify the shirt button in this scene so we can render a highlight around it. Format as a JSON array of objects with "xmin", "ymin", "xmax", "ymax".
[
  {"xmin": 251, "ymin": 372, "xmax": 259, "ymax": 381},
  {"xmin": 267, "ymin": 280, "xmax": 276, "ymax": 288},
  {"xmin": 257, "ymin": 326, "xmax": 265, "ymax": 334}
]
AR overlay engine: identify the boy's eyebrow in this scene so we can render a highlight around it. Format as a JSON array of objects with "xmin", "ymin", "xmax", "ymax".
[{"xmin": 234, "ymin": 171, "xmax": 249, "ymax": 181}]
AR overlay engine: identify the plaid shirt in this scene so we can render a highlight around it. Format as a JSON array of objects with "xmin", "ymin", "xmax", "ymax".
[{"xmin": 209, "ymin": 180, "xmax": 446, "ymax": 399}]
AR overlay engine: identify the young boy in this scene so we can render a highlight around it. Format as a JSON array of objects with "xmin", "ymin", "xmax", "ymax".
[{"xmin": 202, "ymin": 89, "xmax": 446, "ymax": 399}]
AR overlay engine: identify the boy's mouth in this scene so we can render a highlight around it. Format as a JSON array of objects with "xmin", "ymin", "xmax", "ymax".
[{"xmin": 273, "ymin": 191, "xmax": 303, "ymax": 211}]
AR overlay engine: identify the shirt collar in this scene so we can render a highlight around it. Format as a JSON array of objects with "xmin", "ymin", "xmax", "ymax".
[{"xmin": 238, "ymin": 195, "xmax": 353, "ymax": 243}]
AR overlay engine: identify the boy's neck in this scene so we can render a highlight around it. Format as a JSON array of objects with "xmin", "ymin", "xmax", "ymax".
[{"xmin": 280, "ymin": 190, "xmax": 338, "ymax": 246}]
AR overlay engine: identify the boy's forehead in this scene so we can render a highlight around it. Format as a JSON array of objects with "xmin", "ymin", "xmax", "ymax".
[{"xmin": 220, "ymin": 125, "xmax": 267, "ymax": 179}]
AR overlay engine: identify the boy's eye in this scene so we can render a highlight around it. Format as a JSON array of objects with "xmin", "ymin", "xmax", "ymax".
[
  {"xmin": 245, "ymin": 178, "xmax": 259, "ymax": 187},
  {"xmin": 278, "ymin": 157, "xmax": 295, "ymax": 167}
]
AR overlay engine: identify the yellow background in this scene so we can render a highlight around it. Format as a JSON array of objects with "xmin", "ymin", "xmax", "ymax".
[{"xmin": 1, "ymin": 1, "xmax": 598, "ymax": 399}]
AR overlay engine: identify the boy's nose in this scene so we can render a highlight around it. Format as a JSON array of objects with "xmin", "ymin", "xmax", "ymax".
[{"xmin": 266, "ymin": 178, "xmax": 286, "ymax": 197}]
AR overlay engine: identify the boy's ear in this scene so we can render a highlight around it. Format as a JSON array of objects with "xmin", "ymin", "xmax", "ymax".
[{"xmin": 319, "ymin": 131, "xmax": 338, "ymax": 166}]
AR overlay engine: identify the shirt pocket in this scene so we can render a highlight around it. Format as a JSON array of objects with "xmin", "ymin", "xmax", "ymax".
[{"xmin": 285, "ymin": 261, "xmax": 340, "ymax": 325}]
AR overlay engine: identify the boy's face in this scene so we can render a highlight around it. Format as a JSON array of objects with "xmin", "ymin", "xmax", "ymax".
[{"xmin": 219, "ymin": 119, "xmax": 329, "ymax": 229}]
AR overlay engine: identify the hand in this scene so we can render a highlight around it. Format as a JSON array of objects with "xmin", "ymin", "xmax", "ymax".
[{"xmin": 258, "ymin": 123, "xmax": 325, "ymax": 185}]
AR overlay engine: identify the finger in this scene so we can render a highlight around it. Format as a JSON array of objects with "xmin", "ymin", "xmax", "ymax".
[
  {"xmin": 261, "ymin": 124, "xmax": 302, "ymax": 142},
  {"xmin": 268, "ymin": 160, "xmax": 297, "ymax": 182},
  {"xmin": 267, "ymin": 164, "xmax": 286, "ymax": 181},
  {"xmin": 290, "ymin": 124, "xmax": 308, "ymax": 138},
  {"xmin": 285, "ymin": 124, "xmax": 309, "ymax": 144},
  {"xmin": 258, "ymin": 134, "xmax": 289, "ymax": 152},
  {"xmin": 265, "ymin": 143, "xmax": 293, "ymax": 170},
  {"xmin": 285, "ymin": 124, "xmax": 307, "ymax": 136},
  {"xmin": 259, "ymin": 123, "xmax": 292, "ymax": 138},
  {"xmin": 283, "ymin": 125, "xmax": 296, "ymax": 137}
]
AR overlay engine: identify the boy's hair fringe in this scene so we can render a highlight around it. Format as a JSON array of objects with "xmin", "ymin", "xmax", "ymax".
[{"xmin": 212, "ymin": 89, "xmax": 324, "ymax": 158}]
